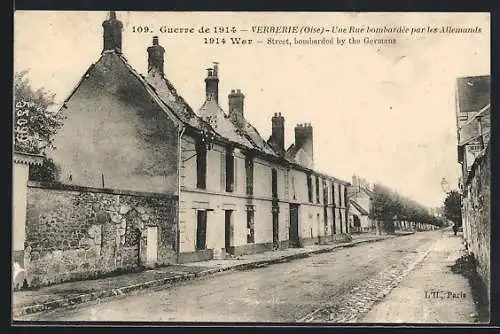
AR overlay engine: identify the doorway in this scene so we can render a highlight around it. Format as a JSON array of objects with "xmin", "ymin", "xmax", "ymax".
[
  {"xmin": 272, "ymin": 211, "xmax": 279, "ymax": 249},
  {"xmin": 196, "ymin": 210, "xmax": 207, "ymax": 250},
  {"xmin": 225, "ymin": 210, "xmax": 233, "ymax": 254},
  {"xmin": 146, "ymin": 226, "xmax": 158, "ymax": 266},
  {"xmin": 289, "ymin": 204, "xmax": 300, "ymax": 247}
]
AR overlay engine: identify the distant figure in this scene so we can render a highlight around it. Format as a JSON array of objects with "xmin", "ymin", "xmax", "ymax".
[{"xmin": 453, "ymin": 224, "xmax": 458, "ymax": 236}]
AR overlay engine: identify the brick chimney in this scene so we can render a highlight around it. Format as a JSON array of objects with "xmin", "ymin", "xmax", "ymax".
[
  {"xmin": 205, "ymin": 62, "xmax": 219, "ymax": 103},
  {"xmin": 102, "ymin": 11, "xmax": 123, "ymax": 53},
  {"xmin": 294, "ymin": 123, "xmax": 314, "ymax": 162},
  {"xmin": 270, "ymin": 112, "xmax": 285, "ymax": 152},
  {"xmin": 147, "ymin": 36, "xmax": 165, "ymax": 75},
  {"xmin": 228, "ymin": 89, "xmax": 245, "ymax": 128}
]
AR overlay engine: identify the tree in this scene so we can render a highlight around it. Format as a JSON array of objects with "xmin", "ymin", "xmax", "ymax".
[
  {"xmin": 370, "ymin": 183, "xmax": 398, "ymax": 234},
  {"xmin": 369, "ymin": 182, "xmax": 441, "ymax": 234},
  {"xmin": 444, "ymin": 190, "xmax": 462, "ymax": 227},
  {"xmin": 14, "ymin": 70, "xmax": 64, "ymax": 180}
]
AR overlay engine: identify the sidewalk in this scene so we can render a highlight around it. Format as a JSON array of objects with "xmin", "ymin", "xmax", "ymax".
[
  {"xmin": 360, "ymin": 229, "xmax": 482, "ymax": 324},
  {"xmin": 12, "ymin": 232, "xmax": 410, "ymax": 319}
]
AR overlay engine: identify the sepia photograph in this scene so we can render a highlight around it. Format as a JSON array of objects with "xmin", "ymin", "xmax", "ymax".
[{"xmin": 12, "ymin": 11, "xmax": 490, "ymax": 324}]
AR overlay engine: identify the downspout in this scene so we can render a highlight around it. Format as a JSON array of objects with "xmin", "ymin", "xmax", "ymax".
[{"xmin": 176, "ymin": 125, "xmax": 187, "ymax": 264}]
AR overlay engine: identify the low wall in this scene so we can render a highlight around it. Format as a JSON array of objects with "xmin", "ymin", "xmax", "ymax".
[
  {"xmin": 462, "ymin": 146, "xmax": 490, "ymax": 304},
  {"xmin": 20, "ymin": 182, "xmax": 178, "ymax": 289}
]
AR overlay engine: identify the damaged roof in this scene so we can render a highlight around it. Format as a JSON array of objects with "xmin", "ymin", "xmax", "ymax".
[
  {"xmin": 241, "ymin": 121, "xmax": 278, "ymax": 156},
  {"xmin": 61, "ymin": 50, "xmax": 347, "ymax": 182},
  {"xmin": 197, "ymin": 99, "xmax": 255, "ymax": 149},
  {"xmin": 145, "ymin": 64, "xmax": 278, "ymax": 156},
  {"xmin": 350, "ymin": 199, "xmax": 370, "ymax": 215}
]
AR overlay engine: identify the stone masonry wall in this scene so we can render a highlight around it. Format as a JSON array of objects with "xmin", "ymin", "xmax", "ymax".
[
  {"xmin": 22, "ymin": 182, "xmax": 178, "ymax": 289},
  {"xmin": 462, "ymin": 146, "xmax": 490, "ymax": 302}
]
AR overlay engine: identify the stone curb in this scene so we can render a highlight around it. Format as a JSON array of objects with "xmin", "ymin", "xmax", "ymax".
[{"xmin": 13, "ymin": 232, "xmax": 413, "ymax": 318}]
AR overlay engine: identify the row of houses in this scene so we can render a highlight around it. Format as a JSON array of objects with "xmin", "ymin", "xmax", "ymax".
[
  {"xmin": 455, "ymin": 74, "xmax": 491, "ymax": 306},
  {"xmin": 13, "ymin": 12, "xmax": 352, "ymax": 289}
]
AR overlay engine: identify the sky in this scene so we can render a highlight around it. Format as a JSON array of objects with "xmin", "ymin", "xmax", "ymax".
[{"xmin": 13, "ymin": 11, "xmax": 490, "ymax": 207}]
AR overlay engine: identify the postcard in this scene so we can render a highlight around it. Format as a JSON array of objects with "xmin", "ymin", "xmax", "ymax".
[{"xmin": 12, "ymin": 11, "xmax": 490, "ymax": 324}]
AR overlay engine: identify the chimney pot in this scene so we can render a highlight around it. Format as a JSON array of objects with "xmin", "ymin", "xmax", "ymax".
[
  {"xmin": 147, "ymin": 36, "xmax": 165, "ymax": 74},
  {"xmin": 228, "ymin": 87, "xmax": 244, "ymax": 127},
  {"xmin": 205, "ymin": 65, "xmax": 219, "ymax": 102},
  {"xmin": 102, "ymin": 11, "xmax": 123, "ymax": 53},
  {"xmin": 271, "ymin": 110, "xmax": 285, "ymax": 152},
  {"xmin": 294, "ymin": 121, "xmax": 314, "ymax": 164},
  {"xmin": 278, "ymin": 112, "xmax": 281, "ymax": 116}
]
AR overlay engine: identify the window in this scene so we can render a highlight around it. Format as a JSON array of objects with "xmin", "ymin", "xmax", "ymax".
[
  {"xmin": 332, "ymin": 182, "xmax": 336, "ymax": 207},
  {"xmin": 225, "ymin": 146, "xmax": 234, "ymax": 192},
  {"xmin": 196, "ymin": 210, "xmax": 207, "ymax": 250},
  {"xmin": 332, "ymin": 207, "xmax": 336, "ymax": 234},
  {"xmin": 339, "ymin": 208, "xmax": 343, "ymax": 233},
  {"xmin": 316, "ymin": 176, "xmax": 320, "ymax": 203},
  {"xmin": 291, "ymin": 176, "xmax": 296, "ymax": 200},
  {"xmin": 344, "ymin": 185, "xmax": 348, "ymax": 208},
  {"xmin": 247, "ymin": 208, "xmax": 255, "ymax": 243},
  {"xmin": 196, "ymin": 140, "xmax": 207, "ymax": 189},
  {"xmin": 307, "ymin": 174, "xmax": 313, "ymax": 202},
  {"xmin": 323, "ymin": 180, "xmax": 328, "ymax": 205},
  {"xmin": 271, "ymin": 168, "xmax": 278, "ymax": 198},
  {"xmin": 245, "ymin": 155, "xmax": 254, "ymax": 196},
  {"xmin": 338, "ymin": 184, "xmax": 342, "ymax": 207}
]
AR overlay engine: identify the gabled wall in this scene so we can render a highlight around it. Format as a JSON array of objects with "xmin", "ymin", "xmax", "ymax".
[{"xmin": 49, "ymin": 53, "xmax": 179, "ymax": 195}]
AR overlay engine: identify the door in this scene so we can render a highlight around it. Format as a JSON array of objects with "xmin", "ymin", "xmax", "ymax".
[
  {"xmin": 272, "ymin": 211, "xmax": 279, "ymax": 249},
  {"xmin": 196, "ymin": 210, "xmax": 207, "ymax": 250},
  {"xmin": 289, "ymin": 204, "xmax": 299, "ymax": 247},
  {"xmin": 323, "ymin": 207, "xmax": 328, "ymax": 237},
  {"xmin": 331, "ymin": 207, "xmax": 336, "ymax": 235},
  {"xmin": 225, "ymin": 210, "xmax": 233, "ymax": 254},
  {"xmin": 316, "ymin": 214, "xmax": 321, "ymax": 243},
  {"xmin": 146, "ymin": 226, "xmax": 158, "ymax": 266}
]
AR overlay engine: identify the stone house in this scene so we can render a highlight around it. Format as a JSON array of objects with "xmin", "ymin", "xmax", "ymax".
[
  {"xmin": 17, "ymin": 12, "xmax": 350, "ymax": 288},
  {"xmin": 347, "ymin": 175, "xmax": 375, "ymax": 233},
  {"xmin": 455, "ymin": 75, "xmax": 490, "ymax": 305}
]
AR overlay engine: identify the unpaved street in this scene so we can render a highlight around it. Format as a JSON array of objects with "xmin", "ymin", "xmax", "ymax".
[{"xmin": 21, "ymin": 231, "xmax": 443, "ymax": 322}]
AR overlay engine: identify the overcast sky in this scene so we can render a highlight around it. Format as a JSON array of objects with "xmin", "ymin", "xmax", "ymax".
[{"xmin": 14, "ymin": 11, "xmax": 490, "ymax": 207}]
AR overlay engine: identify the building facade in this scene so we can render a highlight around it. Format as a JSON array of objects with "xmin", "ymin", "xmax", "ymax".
[{"xmin": 17, "ymin": 12, "xmax": 350, "ymax": 288}]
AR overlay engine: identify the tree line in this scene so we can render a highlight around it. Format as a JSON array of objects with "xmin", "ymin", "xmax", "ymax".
[{"xmin": 368, "ymin": 183, "xmax": 445, "ymax": 233}]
